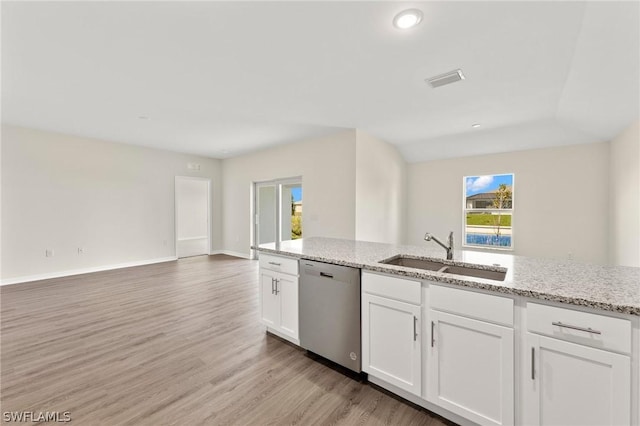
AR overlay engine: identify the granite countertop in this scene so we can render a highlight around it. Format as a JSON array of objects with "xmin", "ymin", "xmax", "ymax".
[{"xmin": 255, "ymin": 237, "xmax": 640, "ymax": 316}]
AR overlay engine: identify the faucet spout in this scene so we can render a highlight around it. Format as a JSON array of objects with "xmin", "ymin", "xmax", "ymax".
[{"xmin": 424, "ymin": 231, "xmax": 454, "ymax": 260}]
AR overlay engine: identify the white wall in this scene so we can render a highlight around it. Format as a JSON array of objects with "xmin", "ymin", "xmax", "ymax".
[
  {"xmin": 406, "ymin": 143, "xmax": 610, "ymax": 264},
  {"xmin": 609, "ymin": 120, "xmax": 640, "ymax": 267},
  {"xmin": 6, "ymin": 123, "xmax": 631, "ymax": 281},
  {"xmin": 1, "ymin": 125, "xmax": 223, "ymax": 281},
  {"xmin": 222, "ymin": 130, "xmax": 356, "ymax": 257},
  {"xmin": 355, "ymin": 130, "xmax": 406, "ymax": 244}
]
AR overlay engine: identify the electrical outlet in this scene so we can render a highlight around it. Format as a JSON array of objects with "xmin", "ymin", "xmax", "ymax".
[
  {"xmin": 45, "ymin": 249, "xmax": 54, "ymax": 257},
  {"xmin": 77, "ymin": 247, "xmax": 85, "ymax": 255}
]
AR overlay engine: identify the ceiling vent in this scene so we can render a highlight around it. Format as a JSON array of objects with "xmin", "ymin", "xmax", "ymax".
[{"xmin": 426, "ymin": 69, "xmax": 465, "ymax": 88}]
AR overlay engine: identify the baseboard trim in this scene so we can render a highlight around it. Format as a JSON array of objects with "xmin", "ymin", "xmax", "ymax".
[
  {"xmin": 367, "ymin": 376, "xmax": 476, "ymax": 426},
  {"xmin": 209, "ymin": 250, "xmax": 252, "ymax": 260},
  {"xmin": 0, "ymin": 256, "xmax": 178, "ymax": 286},
  {"xmin": 177, "ymin": 236, "xmax": 208, "ymax": 242},
  {"xmin": 265, "ymin": 327, "xmax": 300, "ymax": 346}
]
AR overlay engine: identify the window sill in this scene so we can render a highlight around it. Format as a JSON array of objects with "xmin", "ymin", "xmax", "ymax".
[{"xmin": 462, "ymin": 244, "xmax": 514, "ymax": 252}]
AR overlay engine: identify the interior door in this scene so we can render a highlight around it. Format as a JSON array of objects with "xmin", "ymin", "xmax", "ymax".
[{"xmin": 175, "ymin": 177, "xmax": 210, "ymax": 258}]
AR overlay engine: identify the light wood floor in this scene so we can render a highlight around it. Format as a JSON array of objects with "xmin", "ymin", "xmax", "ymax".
[{"xmin": 1, "ymin": 255, "xmax": 452, "ymax": 425}]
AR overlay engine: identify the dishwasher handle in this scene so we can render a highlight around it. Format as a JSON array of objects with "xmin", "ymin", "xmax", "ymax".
[{"xmin": 319, "ymin": 272, "xmax": 334, "ymax": 279}]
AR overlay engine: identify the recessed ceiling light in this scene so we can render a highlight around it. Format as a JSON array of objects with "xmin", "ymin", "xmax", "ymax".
[
  {"xmin": 472, "ymin": 123, "xmax": 481, "ymax": 128},
  {"xmin": 393, "ymin": 9, "xmax": 423, "ymax": 30}
]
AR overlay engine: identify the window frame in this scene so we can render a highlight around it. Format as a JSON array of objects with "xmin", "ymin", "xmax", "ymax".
[{"xmin": 462, "ymin": 173, "xmax": 515, "ymax": 251}]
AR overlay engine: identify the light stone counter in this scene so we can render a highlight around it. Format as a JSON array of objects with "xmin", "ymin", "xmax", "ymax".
[{"xmin": 255, "ymin": 237, "xmax": 640, "ymax": 316}]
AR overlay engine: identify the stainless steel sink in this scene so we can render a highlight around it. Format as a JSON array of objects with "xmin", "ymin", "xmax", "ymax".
[
  {"xmin": 380, "ymin": 256, "xmax": 446, "ymax": 271},
  {"xmin": 379, "ymin": 255, "xmax": 507, "ymax": 281},
  {"xmin": 437, "ymin": 265, "xmax": 506, "ymax": 281}
]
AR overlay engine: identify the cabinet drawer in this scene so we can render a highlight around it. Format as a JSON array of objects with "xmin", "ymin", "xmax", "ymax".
[
  {"xmin": 362, "ymin": 271, "xmax": 420, "ymax": 305},
  {"xmin": 259, "ymin": 253, "xmax": 299, "ymax": 276},
  {"xmin": 526, "ymin": 303, "xmax": 631, "ymax": 354},
  {"xmin": 429, "ymin": 284, "xmax": 514, "ymax": 327}
]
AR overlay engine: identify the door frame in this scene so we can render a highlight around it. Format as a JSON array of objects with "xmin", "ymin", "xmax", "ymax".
[
  {"xmin": 252, "ymin": 177, "xmax": 302, "ymax": 260},
  {"xmin": 175, "ymin": 176, "xmax": 211, "ymax": 258}
]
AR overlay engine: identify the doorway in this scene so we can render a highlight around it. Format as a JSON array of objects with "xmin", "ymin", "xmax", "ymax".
[
  {"xmin": 254, "ymin": 178, "xmax": 302, "ymax": 257},
  {"xmin": 175, "ymin": 176, "xmax": 210, "ymax": 258}
]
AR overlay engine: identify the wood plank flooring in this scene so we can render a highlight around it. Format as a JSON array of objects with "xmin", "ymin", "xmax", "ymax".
[{"xmin": 1, "ymin": 255, "xmax": 451, "ymax": 425}]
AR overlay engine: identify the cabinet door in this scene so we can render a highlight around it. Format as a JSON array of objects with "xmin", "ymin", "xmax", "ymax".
[
  {"xmin": 523, "ymin": 333, "xmax": 631, "ymax": 426},
  {"xmin": 428, "ymin": 310, "xmax": 514, "ymax": 426},
  {"xmin": 277, "ymin": 274, "xmax": 298, "ymax": 340},
  {"xmin": 259, "ymin": 270, "xmax": 279, "ymax": 329},
  {"xmin": 362, "ymin": 293, "xmax": 421, "ymax": 396}
]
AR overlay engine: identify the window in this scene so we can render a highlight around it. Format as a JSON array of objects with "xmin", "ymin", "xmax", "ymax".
[{"xmin": 463, "ymin": 174, "xmax": 514, "ymax": 249}]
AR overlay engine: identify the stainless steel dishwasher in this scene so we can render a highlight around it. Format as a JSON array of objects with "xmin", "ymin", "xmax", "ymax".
[{"xmin": 299, "ymin": 260, "xmax": 361, "ymax": 373}]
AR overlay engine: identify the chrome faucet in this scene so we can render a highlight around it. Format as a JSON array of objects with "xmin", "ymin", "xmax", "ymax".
[{"xmin": 424, "ymin": 231, "xmax": 454, "ymax": 260}]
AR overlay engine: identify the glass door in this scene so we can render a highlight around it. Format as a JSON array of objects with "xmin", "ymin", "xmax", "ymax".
[
  {"xmin": 254, "ymin": 178, "xmax": 302, "ymax": 257},
  {"xmin": 256, "ymin": 183, "xmax": 278, "ymax": 246},
  {"xmin": 281, "ymin": 182, "xmax": 302, "ymax": 242}
]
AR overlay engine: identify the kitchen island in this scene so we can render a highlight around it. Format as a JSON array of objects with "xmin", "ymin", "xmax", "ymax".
[
  {"xmin": 255, "ymin": 237, "xmax": 640, "ymax": 426},
  {"xmin": 256, "ymin": 237, "xmax": 640, "ymax": 315}
]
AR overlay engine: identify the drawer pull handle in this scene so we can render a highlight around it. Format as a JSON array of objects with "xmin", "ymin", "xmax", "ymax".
[
  {"xmin": 431, "ymin": 321, "xmax": 435, "ymax": 347},
  {"xmin": 552, "ymin": 321, "xmax": 602, "ymax": 335},
  {"xmin": 268, "ymin": 262, "xmax": 282, "ymax": 266},
  {"xmin": 531, "ymin": 347, "xmax": 535, "ymax": 380}
]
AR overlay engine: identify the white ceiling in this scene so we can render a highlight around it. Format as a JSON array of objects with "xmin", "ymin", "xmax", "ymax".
[{"xmin": 2, "ymin": 1, "xmax": 639, "ymax": 162}]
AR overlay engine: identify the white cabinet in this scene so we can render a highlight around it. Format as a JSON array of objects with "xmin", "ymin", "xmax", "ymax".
[
  {"xmin": 523, "ymin": 303, "xmax": 632, "ymax": 426},
  {"xmin": 427, "ymin": 287, "xmax": 514, "ymax": 426},
  {"xmin": 259, "ymin": 269, "xmax": 279, "ymax": 329},
  {"xmin": 523, "ymin": 333, "xmax": 630, "ymax": 426},
  {"xmin": 362, "ymin": 293, "xmax": 421, "ymax": 395},
  {"xmin": 277, "ymin": 273, "xmax": 298, "ymax": 338},
  {"xmin": 362, "ymin": 272, "xmax": 422, "ymax": 396},
  {"xmin": 258, "ymin": 254, "xmax": 299, "ymax": 345}
]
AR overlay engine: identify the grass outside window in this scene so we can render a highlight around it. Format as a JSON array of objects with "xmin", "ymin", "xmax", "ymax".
[{"xmin": 466, "ymin": 213, "xmax": 511, "ymax": 227}]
